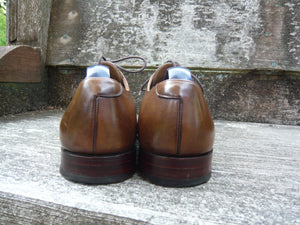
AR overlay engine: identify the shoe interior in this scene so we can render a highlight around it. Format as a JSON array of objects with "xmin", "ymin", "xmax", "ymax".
[
  {"xmin": 99, "ymin": 61, "xmax": 131, "ymax": 91},
  {"xmin": 86, "ymin": 65, "xmax": 110, "ymax": 78},
  {"xmin": 165, "ymin": 67, "xmax": 192, "ymax": 81},
  {"xmin": 147, "ymin": 62, "xmax": 174, "ymax": 90}
]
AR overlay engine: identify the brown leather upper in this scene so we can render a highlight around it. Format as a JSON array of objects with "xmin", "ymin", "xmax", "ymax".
[
  {"xmin": 60, "ymin": 62, "xmax": 136, "ymax": 155},
  {"xmin": 138, "ymin": 63, "xmax": 214, "ymax": 156}
]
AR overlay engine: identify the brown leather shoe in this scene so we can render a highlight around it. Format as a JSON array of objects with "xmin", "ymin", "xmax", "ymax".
[
  {"xmin": 138, "ymin": 61, "xmax": 215, "ymax": 187},
  {"xmin": 59, "ymin": 56, "xmax": 146, "ymax": 184}
]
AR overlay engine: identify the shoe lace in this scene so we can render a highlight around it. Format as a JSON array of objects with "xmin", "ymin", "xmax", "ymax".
[
  {"xmin": 140, "ymin": 60, "xmax": 204, "ymax": 93},
  {"xmin": 99, "ymin": 56, "xmax": 147, "ymax": 73}
]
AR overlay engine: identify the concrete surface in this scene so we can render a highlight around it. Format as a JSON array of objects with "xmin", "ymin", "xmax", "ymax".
[{"xmin": 0, "ymin": 110, "xmax": 299, "ymax": 224}]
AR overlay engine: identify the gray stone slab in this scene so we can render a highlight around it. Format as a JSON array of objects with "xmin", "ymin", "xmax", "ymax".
[{"xmin": 0, "ymin": 110, "xmax": 299, "ymax": 224}]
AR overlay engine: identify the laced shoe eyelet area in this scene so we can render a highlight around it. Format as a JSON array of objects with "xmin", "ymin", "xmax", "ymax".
[
  {"xmin": 98, "ymin": 56, "xmax": 147, "ymax": 73},
  {"xmin": 139, "ymin": 60, "xmax": 204, "ymax": 93}
]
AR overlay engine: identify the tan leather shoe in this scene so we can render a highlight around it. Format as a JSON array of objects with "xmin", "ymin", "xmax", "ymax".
[
  {"xmin": 60, "ymin": 56, "xmax": 146, "ymax": 184},
  {"xmin": 138, "ymin": 61, "xmax": 215, "ymax": 187}
]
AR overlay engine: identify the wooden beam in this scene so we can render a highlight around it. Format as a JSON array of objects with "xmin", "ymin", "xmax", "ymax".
[
  {"xmin": 0, "ymin": 45, "xmax": 41, "ymax": 83},
  {"xmin": 7, "ymin": 0, "xmax": 18, "ymax": 43}
]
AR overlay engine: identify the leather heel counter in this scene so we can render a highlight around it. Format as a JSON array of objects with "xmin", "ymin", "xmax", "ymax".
[
  {"xmin": 93, "ymin": 89, "xmax": 136, "ymax": 154},
  {"xmin": 139, "ymin": 89, "xmax": 180, "ymax": 156},
  {"xmin": 139, "ymin": 80, "xmax": 214, "ymax": 156},
  {"xmin": 60, "ymin": 78, "xmax": 136, "ymax": 155}
]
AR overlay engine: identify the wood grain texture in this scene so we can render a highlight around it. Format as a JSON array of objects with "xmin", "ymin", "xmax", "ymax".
[
  {"xmin": 6, "ymin": 0, "xmax": 39, "ymax": 46},
  {"xmin": 0, "ymin": 111, "xmax": 299, "ymax": 224},
  {"xmin": 0, "ymin": 192, "xmax": 146, "ymax": 225},
  {"xmin": 0, "ymin": 46, "xmax": 41, "ymax": 83},
  {"xmin": 45, "ymin": 0, "xmax": 300, "ymax": 71},
  {"xmin": 7, "ymin": 0, "xmax": 18, "ymax": 43}
]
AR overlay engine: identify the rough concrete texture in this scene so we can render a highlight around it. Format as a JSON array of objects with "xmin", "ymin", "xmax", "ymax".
[
  {"xmin": 0, "ymin": 110, "xmax": 299, "ymax": 224},
  {"xmin": 46, "ymin": 0, "xmax": 300, "ymax": 71},
  {"xmin": 47, "ymin": 66, "xmax": 300, "ymax": 125},
  {"xmin": 0, "ymin": 83, "xmax": 48, "ymax": 116}
]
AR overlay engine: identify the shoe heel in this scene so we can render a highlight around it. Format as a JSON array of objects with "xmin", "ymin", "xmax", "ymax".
[
  {"xmin": 60, "ymin": 148, "xmax": 135, "ymax": 184},
  {"xmin": 139, "ymin": 150, "xmax": 212, "ymax": 187}
]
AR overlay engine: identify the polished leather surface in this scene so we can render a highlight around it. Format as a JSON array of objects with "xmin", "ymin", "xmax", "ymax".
[
  {"xmin": 60, "ymin": 62, "xmax": 136, "ymax": 155},
  {"xmin": 139, "ymin": 63, "xmax": 214, "ymax": 156}
]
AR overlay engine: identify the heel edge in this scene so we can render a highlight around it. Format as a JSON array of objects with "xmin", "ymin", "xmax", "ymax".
[
  {"xmin": 60, "ymin": 149, "xmax": 136, "ymax": 184},
  {"xmin": 60, "ymin": 167, "xmax": 134, "ymax": 184},
  {"xmin": 141, "ymin": 172, "xmax": 211, "ymax": 188},
  {"xmin": 139, "ymin": 149, "xmax": 213, "ymax": 187}
]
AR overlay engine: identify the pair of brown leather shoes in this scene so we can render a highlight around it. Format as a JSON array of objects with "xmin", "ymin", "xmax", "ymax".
[{"xmin": 59, "ymin": 57, "xmax": 215, "ymax": 187}]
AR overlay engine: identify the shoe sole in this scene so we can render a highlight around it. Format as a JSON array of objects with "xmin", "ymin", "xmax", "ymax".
[
  {"xmin": 138, "ymin": 149, "xmax": 212, "ymax": 187},
  {"xmin": 60, "ymin": 148, "xmax": 136, "ymax": 184}
]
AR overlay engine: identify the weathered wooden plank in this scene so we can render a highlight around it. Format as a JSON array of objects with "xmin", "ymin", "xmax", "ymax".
[
  {"xmin": 46, "ymin": 0, "xmax": 300, "ymax": 71},
  {"xmin": 0, "ymin": 111, "xmax": 299, "ymax": 224},
  {"xmin": 0, "ymin": 46, "xmax": 41, "ymax": 83},
  {"xmin": 0, "ymin": 192, "xmax": 145, "ymax": 225},
  {"xmin": 16, "ymin": 0, "xmax": 39, "ymax": 46},
  {"xmin": 38, "ymin": 0, "xmax": 54, "ymax": 64},
  {"xmin": 1, "ymin": 0, "xmax": 52, "ymax": 115},
  {"xmin": 7, "ymin": 0, "xmax": 17, "ymax": 43},
  {"xmin": 47, "ymin": 0, "xmax": 81, "ymax": 65},
  {"xmin": 6, "ymin": 0, "xmax": 52, "ymax": 48},
  {"xmin": 251, "ymin": 1, "xmax": 287, "ymax": 68},
  {"xmin": 6, "ymin": 0, "xmax": 40, "ymax": 46}
]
